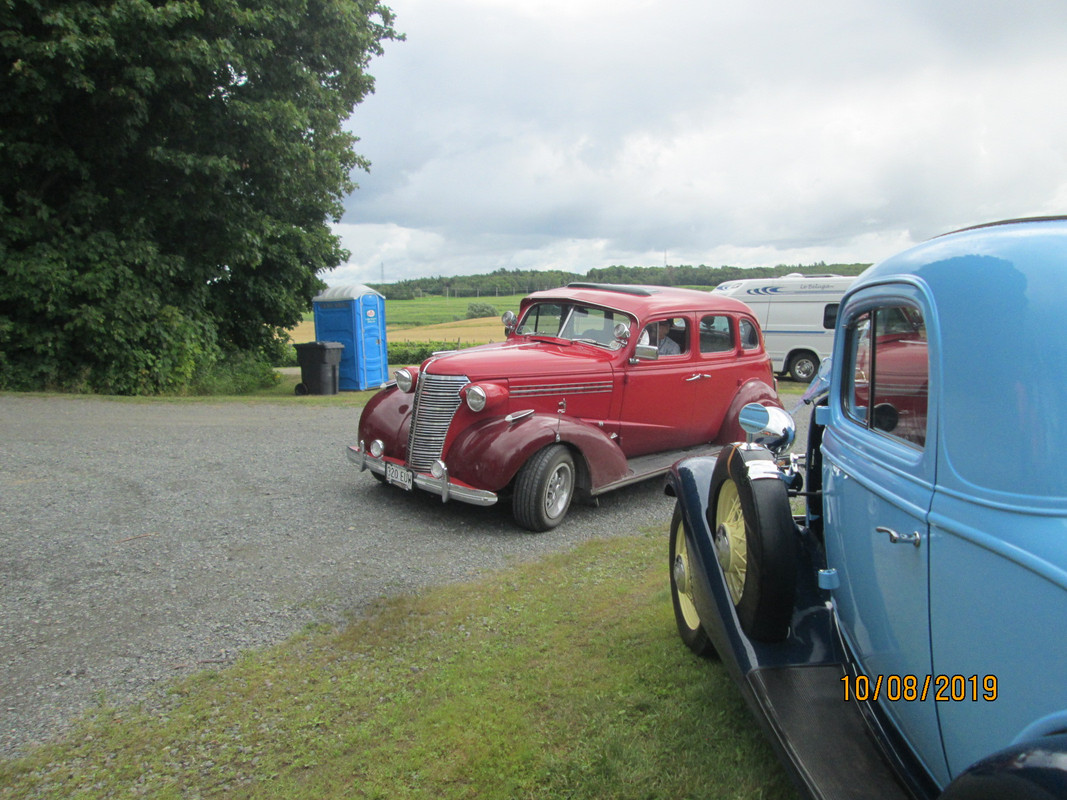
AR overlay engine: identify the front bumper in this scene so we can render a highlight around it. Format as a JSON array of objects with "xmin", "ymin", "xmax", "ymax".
[{"xmin": 346, "ymin": 445, "xmax": 498, "ymax": 507}]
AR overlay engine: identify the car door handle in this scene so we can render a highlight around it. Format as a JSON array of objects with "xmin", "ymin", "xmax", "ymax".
[
  {"xmin": 876, "ymin": 526, "xmax": 921, "ymax": 548},
  {"xmin": 685, "ymin": 373, "xmax": 712, "ymax": 381}
]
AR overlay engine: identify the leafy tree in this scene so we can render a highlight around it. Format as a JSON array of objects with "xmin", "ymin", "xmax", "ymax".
[{"xmin": 0, "ymin": 0, "xmax": 400, "ymax": 393}]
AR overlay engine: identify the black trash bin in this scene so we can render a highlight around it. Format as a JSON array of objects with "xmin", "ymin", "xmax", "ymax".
[{"xmin": 293, "ymin": 341, "xmax": 344, "ymax": 395}]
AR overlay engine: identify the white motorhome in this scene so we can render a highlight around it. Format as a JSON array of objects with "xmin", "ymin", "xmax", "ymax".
[{"xmin": 711, "ymin": 273, "xmax": 856, "ymax": 382}]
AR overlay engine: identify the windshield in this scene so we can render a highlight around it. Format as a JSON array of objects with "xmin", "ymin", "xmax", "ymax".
[{"xmin": 517, "ymin": 302, "xmax": 632, "ymax": 350}]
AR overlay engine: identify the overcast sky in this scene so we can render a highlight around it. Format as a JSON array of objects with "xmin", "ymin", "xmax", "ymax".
[{"xmin": 327, "ymin": 0, "xmax": 1067, "ymax": 286}]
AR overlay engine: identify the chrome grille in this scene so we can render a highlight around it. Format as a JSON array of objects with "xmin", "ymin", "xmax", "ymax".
[{"xmin": 407, "ymin": 372, "xmax": 469, "ymax": 471}]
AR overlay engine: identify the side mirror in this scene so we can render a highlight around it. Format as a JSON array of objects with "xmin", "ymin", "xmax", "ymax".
[
  {"xmin": 632, "ymin": 343, "xmax": 658, "ymax": 362},
  {"xmin": 738, "ymin": 402, "xmax": 796, "ymax": 455},
  {"xmin": 501, "ymin": 310, "xmax": 517, "ymax": 335},
  {"xmin": 872, "ymin": 402, "xmax": 899, "ymax": 433}
]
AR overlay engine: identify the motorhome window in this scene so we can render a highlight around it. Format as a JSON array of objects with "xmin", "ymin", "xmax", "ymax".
[
  {"xmin": 739, "ymin": 319, "xmax": 760, "ymax": 350},
  {"xmin": 699, "ymin": 315, "xmax": 734, "ymax": 353},
  {"xmin": 823, "ymin": 303, "xmax": 840, "ymax": 329},
  {"xmin": 844, "ymin": 306, "xmax": 928, "ymax": 448}
]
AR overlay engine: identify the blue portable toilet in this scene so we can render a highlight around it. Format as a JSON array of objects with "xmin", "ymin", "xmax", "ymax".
[{"xmin": 311, "ymin": 284, "xmax": 389, "ymax": 390}]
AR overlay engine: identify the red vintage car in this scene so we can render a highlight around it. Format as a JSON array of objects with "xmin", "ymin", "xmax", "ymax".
[{"xmin": 348, "ymin": 283, "xmax": 781, "ymax": 530}]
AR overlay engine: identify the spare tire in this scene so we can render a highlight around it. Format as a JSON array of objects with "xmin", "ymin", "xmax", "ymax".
[{"xmin": 705, "ymin": 444, "xmax": 797, "ymax": 642}]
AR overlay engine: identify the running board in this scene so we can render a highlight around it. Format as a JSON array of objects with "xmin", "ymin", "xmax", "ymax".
[
  {"xmin": 592, "ymin": 444, "xmax": 722, "ymax": 496},
  {"xmin": 749, "ymin": 665, "xmax": 916, "ymax": 800}
]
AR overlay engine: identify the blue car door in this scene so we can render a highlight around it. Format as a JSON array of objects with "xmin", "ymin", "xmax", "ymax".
[{"xmin": 820, "ymin": 286, "xmax": 949, "ymax": 786}]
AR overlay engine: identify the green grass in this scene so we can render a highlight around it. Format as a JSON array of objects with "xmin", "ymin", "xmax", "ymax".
[
  {"xmin": 382, "ymin": 294, "xmax": 528, "ymax": 328},
  {"xmin": 0, "ymin": 531, "xmax": 799, "ymax": 800}
]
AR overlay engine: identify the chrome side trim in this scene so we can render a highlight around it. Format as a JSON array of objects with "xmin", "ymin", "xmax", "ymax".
[{"xmin": 510, "ymin": 381, "xmax": 612, "ymax": 397}]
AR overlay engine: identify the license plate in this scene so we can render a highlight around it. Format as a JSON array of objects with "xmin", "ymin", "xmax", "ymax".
[{"xmin": 385, "ymin": 462, "xmax": 413, "ymax": 491}]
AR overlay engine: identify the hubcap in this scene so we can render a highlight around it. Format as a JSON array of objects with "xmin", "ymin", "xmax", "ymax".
[
  {"xmin": 672, "ymin": 520, "xmax": 702, "ymax": 630},
  {"xmin": 672, "ymin": 554, "xmax": 688, "ymax": 593},
  {"xmin": 544, "ymin": 462, "xmax": 573, "ymax": 518},
  {"xmin": 715, "ymin": 479, "xmax": 747, "ymax": 605},
  {"xmin": 795, "ymin": 358, "xmax": 816, "ymax": 381}
]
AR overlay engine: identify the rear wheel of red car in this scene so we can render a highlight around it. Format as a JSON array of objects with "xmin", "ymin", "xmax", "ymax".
[
  {"xmin": 669, "ymin": 502, "xmax": 717, "ymax": 657},
  {"xmin": 513, "ymin": 444, "xmax": 575, "ymax": 532},
  {"xmin": 705, "ymin": 444, "xmax": 797, "ymax": 642}
]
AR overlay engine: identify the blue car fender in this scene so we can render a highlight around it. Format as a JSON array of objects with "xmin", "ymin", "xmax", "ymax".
[{"xmin": 938, "ymin": 734, "xmax": 1067, "ymax": 800}]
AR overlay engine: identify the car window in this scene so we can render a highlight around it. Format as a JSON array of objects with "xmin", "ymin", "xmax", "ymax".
[
  {"xmin": 518, "ymin": 302, "xmax": 631, "ymax": 350},
  {"xmin": 642, "ymin": 317, "xmax": 689, "ymax": 356},
  {"xmin": 519, "ymin": 302, "xmax": 565, "ymax": 337},
  {"xmin": 844, "ymin": 305, "xmax": 929, "ymax": 448},
  {"xmin": 560, "ymin": 306, "xmax": 629, "ymax": 349},
  {"xmin": 699, "ymin": 315, "xmax": 734, "ymax": 353},
  {"xmin": 739, "ymin": 318, "xmax": 760, "ymax": 350}
]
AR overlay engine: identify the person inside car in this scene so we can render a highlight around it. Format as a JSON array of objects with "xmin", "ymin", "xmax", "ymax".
[{"xmin": 656, "ymin": 319, "xmax": 681, "ymax": 355}]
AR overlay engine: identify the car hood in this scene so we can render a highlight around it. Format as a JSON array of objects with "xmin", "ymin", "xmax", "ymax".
[{"xmin": 420, "ymin": 339, "xmax": 616, "ymax": 381}]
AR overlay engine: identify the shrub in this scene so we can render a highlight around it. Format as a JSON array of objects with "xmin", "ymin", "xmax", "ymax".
[
  {"xmin": 191, "ymin": 351, "xmax": 281, "ymax": 395},
  {"xmin": 465, "ymin": 301, "xmax": 498, "ymax": 319}
]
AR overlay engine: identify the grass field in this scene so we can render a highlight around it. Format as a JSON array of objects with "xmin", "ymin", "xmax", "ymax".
[{"xmin": 289, "ymin": 316, "xmax": 507, "ymax": 346}]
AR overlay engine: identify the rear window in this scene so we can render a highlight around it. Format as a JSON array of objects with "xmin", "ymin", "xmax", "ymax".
[{"xmin": 699, "ymin": 315, "xmax": 733, "ymax": 353}]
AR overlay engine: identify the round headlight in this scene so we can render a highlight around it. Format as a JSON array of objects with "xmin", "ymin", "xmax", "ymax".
[
  {"xmin": 395, "ymin": 368, "xmax": 415, "ymax": 393},
  {"xmin": 369, "ymin": 439, "xmax": 385, "ymax": 458},
  {"xmin": 465, "ymin": 385, "xmax": 487, "ymax": 412}
]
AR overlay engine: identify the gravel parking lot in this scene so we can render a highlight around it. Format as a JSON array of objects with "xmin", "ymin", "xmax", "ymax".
[{"xmin": 0, "ymin": 395, "xmax": 678, "ymax": 757}]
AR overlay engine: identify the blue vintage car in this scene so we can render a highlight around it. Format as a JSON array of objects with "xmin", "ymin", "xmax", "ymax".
[{"xmin": 667, "ymin": 217, "xmax": 1067, "ymax": 799}]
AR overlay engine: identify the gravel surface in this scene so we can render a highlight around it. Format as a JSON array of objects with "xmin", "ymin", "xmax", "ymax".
[{"xmin": 0, "ymin": 395, "xmax": 680, "ymax": 757}]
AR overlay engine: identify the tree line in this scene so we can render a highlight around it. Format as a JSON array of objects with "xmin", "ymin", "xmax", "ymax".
[{"xmin": 368, "ymin": 263, "xmax": 872, "ymax": 300}]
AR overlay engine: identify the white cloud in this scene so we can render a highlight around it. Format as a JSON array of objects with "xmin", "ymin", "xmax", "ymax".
[{"xmin": 328, "ymin": 0, "xmax": 1067, "ymax": 285}]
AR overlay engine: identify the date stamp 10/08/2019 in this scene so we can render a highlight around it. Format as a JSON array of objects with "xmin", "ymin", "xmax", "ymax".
[{"xmin": 842, "ymin": 674, "xmax": 998, "ymax": 703}]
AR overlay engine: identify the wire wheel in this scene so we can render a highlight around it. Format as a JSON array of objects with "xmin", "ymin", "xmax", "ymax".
[
  {"xmin": 714, "ymin": 478, "xmax": 748, "ymax": 606},
  {"xmin": 669, "ymin": 502, "xmax": 716, "ymax": 657}
]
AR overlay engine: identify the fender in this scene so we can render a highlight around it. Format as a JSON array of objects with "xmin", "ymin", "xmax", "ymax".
[
  {"xmin": 938, "ymin": 733, "xmax": 1067, "ymax": 799},
  {"xmin": 357, "ymin": 386, "xmax": 413, "ymax": 462},
  {"xmin": 715, "ymin": 379, "xmax": 781, "ymax": 445},
  {"xmin": 445, "ymin": 413, "xmax": 630, "ymax": 493}
]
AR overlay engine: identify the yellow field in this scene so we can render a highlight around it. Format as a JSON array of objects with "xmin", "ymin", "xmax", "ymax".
[{"xmin": 289, "ymin": 316, "xmax": 504, "ymax": 346}]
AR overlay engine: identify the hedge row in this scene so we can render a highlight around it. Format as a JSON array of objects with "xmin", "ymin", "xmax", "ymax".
[
  {"xmin": 277, "ymin": 339, "xmax": 480, "ymax": 370},
  {"xmin": 388, "ymin": 340, "xmax": 474, "ymax": 365}
]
